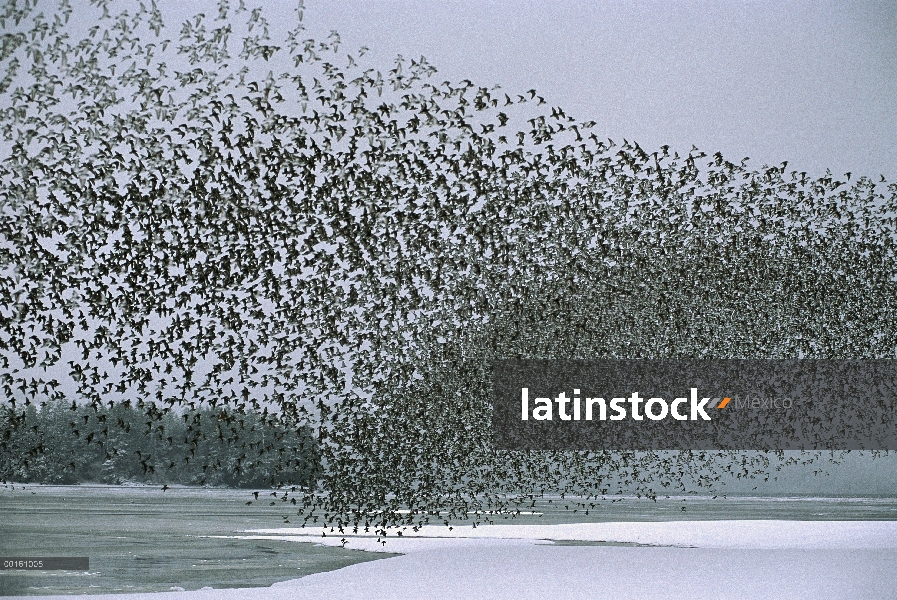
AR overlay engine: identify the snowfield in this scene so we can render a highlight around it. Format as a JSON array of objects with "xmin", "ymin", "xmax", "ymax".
[
  {"xmin": 18, "ymin": 520, "xmax": 897, "ymax": 600},
  {"xmin": 238, "ymin": 519, "xmax": 897, "ymax": 552}
]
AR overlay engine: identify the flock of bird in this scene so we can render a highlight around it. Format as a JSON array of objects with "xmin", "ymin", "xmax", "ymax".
[{"xmin": 1, "ymin": 0, "xmax": 896, "ymax": 536}]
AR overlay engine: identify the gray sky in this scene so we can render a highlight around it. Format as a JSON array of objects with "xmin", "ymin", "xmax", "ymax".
[
  {"xmin": 152, "ymin": 1, "xmax": 897, "ymax": 490},
  {"xmin": 8, "ymin": 1, "xmax": 897, "ymax": 490},
  {"xmin": 284, "ymin": 0, "xmax": 897, "ymax": 179}
]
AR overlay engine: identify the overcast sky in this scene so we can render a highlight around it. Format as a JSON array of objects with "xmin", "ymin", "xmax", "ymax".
[
  {"xmin": 16, "ymin": 1, "xmax": 897, "ymax": 486},
  {"xmin": 280, "ymin": 0, "xmax": 896, "ymax": 179}
]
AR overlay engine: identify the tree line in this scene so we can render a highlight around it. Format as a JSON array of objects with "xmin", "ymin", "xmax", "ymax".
[{"xmin": 0, "ymin": 399, "xmax": 319, "ymax": 488}]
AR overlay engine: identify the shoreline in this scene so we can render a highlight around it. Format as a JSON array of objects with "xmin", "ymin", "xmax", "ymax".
[{"xmin": 5, "ymin": 520, "xmax": 897, "ymax": 600}]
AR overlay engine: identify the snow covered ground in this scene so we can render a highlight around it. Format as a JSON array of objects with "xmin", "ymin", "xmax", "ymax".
[
  {"xmin": 14, "ymin": 520, "xmax": 897, "ymax": 600},
  {"xmin": 235, "ymin": 519, "xmax": 897, "ymax": 552}
]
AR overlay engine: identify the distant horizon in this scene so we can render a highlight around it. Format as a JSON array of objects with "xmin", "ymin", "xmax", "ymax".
[{"xmin": 5, "ymin": 480, "xmax": 897, "ymax": 498}]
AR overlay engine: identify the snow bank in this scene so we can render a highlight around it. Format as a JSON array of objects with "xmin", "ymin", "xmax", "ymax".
[
  {"xmin": 234, "ymin": 519, "xmax": 897, "ymax": 553},
  {"xmin": 13, "ymin": 521, "xmax": 897, "ymax": 600}
]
